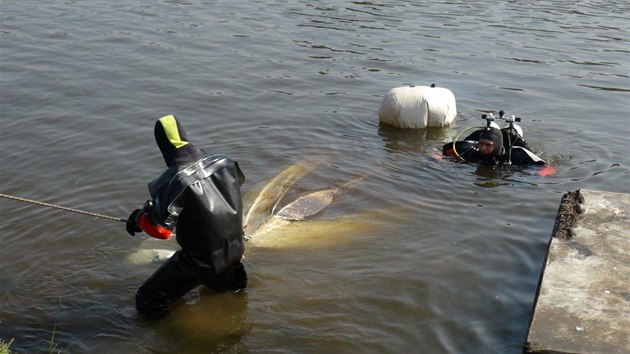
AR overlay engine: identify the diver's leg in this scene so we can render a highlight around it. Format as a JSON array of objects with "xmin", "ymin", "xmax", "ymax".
[
  {"xmin": 205, "ymin": 261, "xmax": 247, "ymax": 293},
  {"xmin": 135, "ymin": 250, "xmax": 204, "ymax": 319}
]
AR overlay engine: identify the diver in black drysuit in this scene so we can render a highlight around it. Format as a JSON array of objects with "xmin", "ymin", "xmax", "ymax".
[
  {"xmin": 126, "ymin": 115, "xmax": 247, "ymax": 320},
  {"xmin": 442, "ymin": 125, "xmax": 546, "ymax": 166}
]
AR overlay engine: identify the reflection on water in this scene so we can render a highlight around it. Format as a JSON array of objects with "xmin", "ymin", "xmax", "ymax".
[
  {"xmin": 1, "ymin": 0, "xmax": 629, "ymax": 353},
  {"xmin": 158, "ymin": 291, "xmax": 251, "ymax": 353},
  {"xmin": 377, "ymin": 122, "xmax": 458, "ymax": 155}
]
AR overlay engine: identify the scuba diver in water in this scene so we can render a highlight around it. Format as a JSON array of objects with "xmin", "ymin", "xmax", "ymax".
[
  {"xmin": 442, "ymin": 111, "xmax": 555, "ymax": 175},
  {"xmin": 126, "ymin": 115, "xmax": 247, "ymax": 320}
]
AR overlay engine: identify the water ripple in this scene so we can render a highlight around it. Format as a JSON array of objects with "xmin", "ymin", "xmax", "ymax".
[{"xmin": 2, "ymin": 0, "xmax": 629, "ymax": 353}]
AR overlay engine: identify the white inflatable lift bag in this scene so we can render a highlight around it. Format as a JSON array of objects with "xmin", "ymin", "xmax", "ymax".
[{"xmin": 378, "ymin": 85, "xmax": 457, "ymax": 128}]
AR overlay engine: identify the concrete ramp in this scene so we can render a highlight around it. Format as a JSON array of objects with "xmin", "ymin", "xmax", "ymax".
[{"xmin": 525, "ymin": 189, "xmax": 630, "ymax": 353}]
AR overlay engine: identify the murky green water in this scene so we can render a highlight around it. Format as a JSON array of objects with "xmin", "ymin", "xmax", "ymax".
[{"xmin": 1, "ymin": 1, "xmax": 628, "ymax": 352}]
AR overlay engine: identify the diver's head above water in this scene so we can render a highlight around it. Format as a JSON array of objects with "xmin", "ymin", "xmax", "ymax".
[
  {"xmin": 477, "ymin": 126, "xmax": 504, "ymax": 162},
  {"xmin": 154, "ymin": 115, "xmax": 203, "ymax": 167}
]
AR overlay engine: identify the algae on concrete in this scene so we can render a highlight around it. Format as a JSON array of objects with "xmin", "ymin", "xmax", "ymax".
[{"xmin": 525, "ymin": 189, "xmax": 629, "ymax": 354}]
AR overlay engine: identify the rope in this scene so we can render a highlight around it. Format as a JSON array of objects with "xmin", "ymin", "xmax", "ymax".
[{"xmin": 0, "ymin": 193, "xmax": 128, "ymax": 223}]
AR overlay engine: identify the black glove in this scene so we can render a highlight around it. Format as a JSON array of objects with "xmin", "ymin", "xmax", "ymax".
[{"xmin": 126, "ymin": 209, "xmax": 143, "ymax": 236}]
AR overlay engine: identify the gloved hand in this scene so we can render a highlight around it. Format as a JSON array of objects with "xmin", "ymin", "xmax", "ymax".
[{"xmin": 126, "ymin": 209, "xmax": 143, "ymax": 236}]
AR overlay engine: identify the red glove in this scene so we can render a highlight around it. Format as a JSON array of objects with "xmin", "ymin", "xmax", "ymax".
[{"xmin": 137, "ymin": 213, "xmax": 172, "ymax": 240}]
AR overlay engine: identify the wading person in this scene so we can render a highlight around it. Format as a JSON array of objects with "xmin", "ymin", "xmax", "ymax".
[{"xmin": 126, "ymin": 115, "xmax": 247, "ymax": 319}]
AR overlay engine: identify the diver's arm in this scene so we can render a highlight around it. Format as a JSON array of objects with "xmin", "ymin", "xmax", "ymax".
[
  {"xmin": 125, "ymin": 205, "xmax": 173, "ymax": 239},
  {"xmin": 509, "ymin": 147, "xmax": 556, "ymax": 176},
  {"xmin": 127, "ymin": 199, "xmax": 174, "ymax": 240},
  {"xmin": 443, "ymin": 128, "xmax": 482, "ymax": 158},
  {"xmin": 443, "ymin": 141, "xmax": 479, "ymax": 160},
  {"xmin": 509, "ymin": 147, "xmax": 545, "ymax": 165},
  {"xmin": 137, "ymin": 212, "xmax": 172, "ymax": 240}
]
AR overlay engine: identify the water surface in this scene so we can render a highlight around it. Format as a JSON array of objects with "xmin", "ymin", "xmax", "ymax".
[{"xmin": 1, "ymin": 1, "xmax": 628, "ymax": 353}]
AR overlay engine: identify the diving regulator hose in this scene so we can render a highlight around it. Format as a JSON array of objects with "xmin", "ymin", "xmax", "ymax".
[{"xmin": 450, "ymin": 125, "xmax": 482, "ymax": 161}]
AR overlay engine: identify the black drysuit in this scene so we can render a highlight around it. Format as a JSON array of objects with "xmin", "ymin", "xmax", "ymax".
[
  {"xmin": 130, "ymin": 115, "xmax": 247, "ymax": 319},
  {"xmin": 442, "ymin": 126, "xmax": 546, "ymax": 166}
]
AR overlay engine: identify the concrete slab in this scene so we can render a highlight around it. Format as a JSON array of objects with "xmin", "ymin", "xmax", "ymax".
[{"xmin": 525, "ymin": 189, "xmax": 630, "ymax": 354}]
